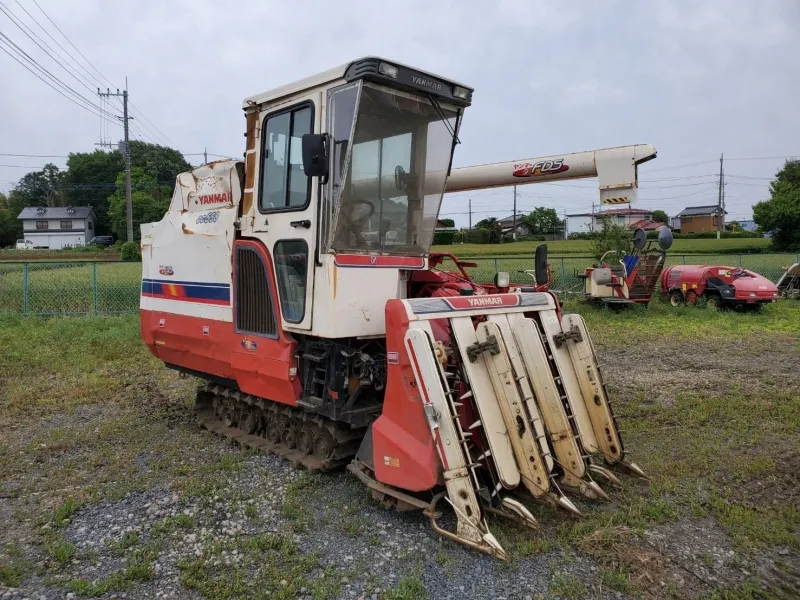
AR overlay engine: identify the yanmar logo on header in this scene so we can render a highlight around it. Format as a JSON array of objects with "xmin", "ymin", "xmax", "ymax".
[
  {"xmin": 197, "ymin": 192, "xmax": 232, "ymax": 205},
  {"xmin": 444, "ymin": 295, "xmax": 521, "ymax": 311}
]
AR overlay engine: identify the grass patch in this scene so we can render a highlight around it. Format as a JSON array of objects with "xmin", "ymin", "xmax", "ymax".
[
  {"xmin": 550, "ymin": 573, "xmax": 589, "ymax": 599},
  {"xmin": 53, "ymin": 498, "xmax": 80, "ymax": 527},
  {"xmin": 110, "ymin": 531, "xmax": 140, "ymax": 554},
  {"xmin": 0, "ymin": 544, "xmax": 31, "ymax": 587},
  {"xmin": 280, "ymin": 472, "xmax": 320, "ymax": 532},
  {"xmin": 67, "ymin": 545, "xmax": 156, "ymax": 597},
  {"xmin": 151, "ymin": 513, "xmax": 196, "ymax": 537},
  {"xmin": 48, "ymin": 539, "xmax": 76, "ymax": 565},
  {"xmin": 382, "ymin": 572, "xmax": 428, "ymax": 600},
  {"xmin": 708, "ymin": 496, "xmax": 799, "ymax": 551},
  {"xmin": 601, "ymin": 569, "xmax": 632, "ymax": 593},
  {"xmin": 177, "ymin": 533, "xmax": 320, "ymax": 600}
]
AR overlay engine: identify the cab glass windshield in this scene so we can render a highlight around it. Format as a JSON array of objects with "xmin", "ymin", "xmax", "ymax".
[{"xmin": 330, "ymin": 84, "xmax": 458, "ymax": 255}]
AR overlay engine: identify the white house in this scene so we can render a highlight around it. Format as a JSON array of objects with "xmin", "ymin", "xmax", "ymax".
[
  {"xmin": 566, "ymin": 208, "xmax": 653, "ymax": 236},
  {"xmin": 17, "ymin": 206, "xmax": 97, "ymax": 249}
]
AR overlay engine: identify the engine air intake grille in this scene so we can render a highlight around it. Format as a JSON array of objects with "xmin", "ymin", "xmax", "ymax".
[{"xmin": 235, "ymin": 246, "xmax": 276, "ymax": 337}]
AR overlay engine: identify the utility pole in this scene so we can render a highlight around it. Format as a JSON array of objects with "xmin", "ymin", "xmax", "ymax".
[
  {"xmin": 204, "ymin": 147, "xmax": 208, "ymax": 164},
  {"xmin": 98, "ymin": 80, "xmax": 133, "ymax": 242},
  {"xmin": 512, "ymin": 185, "xmax": 517, "ymax": 241},
  {"xmin": 717, "ymin": 153, "xmax": 724, "ymax": 239},
  {"xmin": 468, "ymin": 198, "xmax": 472, "ymax": 230}
]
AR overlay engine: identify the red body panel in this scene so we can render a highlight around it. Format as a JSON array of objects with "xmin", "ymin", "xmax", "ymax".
[
  {"xmin": 370, "ymin": 300, "xmax": 441, "ymax": 492},
  {"xmin": 141, "ymin": 239, "xmax": 301, "ymax": 405}
]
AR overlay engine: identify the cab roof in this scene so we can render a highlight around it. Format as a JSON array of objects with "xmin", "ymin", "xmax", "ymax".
[{"xmin": 242, "ymin": 56, "xmax": 472, "ymax": 108}]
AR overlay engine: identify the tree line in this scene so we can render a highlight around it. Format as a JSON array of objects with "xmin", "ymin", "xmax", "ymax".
[{"xmin": 0, "ymin": 141, "xmax": 192, "ymax": 247}]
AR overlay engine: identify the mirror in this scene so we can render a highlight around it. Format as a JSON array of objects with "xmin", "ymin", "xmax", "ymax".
[
  {"xmin": 302, "ymin": 134, "xmax": 329, "ymax": 179},
  {"xmin": 632, "ymin": 228, "xmax": 647, "ymax": 250},
  {"xmin": 658, "ymin": 227, "xmax": 674, "ymax": 250},
  {"xmin": 534, "ymin": 244, "xmax": 548, "ymax": 286}
]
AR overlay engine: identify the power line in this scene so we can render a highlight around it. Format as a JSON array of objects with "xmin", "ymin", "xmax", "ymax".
[
  {"xmin": 0, "ymin": 163, "xmax": 63, "ymax": 168},
  {"xmin": 29, "ymin": 0, "xmax": 112, "ymax": 88},
  {"xmin": 0, "ymin": 1, "xmax": 101, "ymax": 98},
  {"xmin": 0, "ymin": 29, "xmax": 119, "ymax": 120},
  {"xmin": 0, "ymin": 37, "xmax": 112, "ymax": 120},
  {"xmin": 12, "ymin": 0, "xmax": 105, "ymax": 88},
  {"xmin": 0, "ymin": 10, "xmax": 119, "ymax": 120},
  {"xmin": 0, "ymin": 152, "xmax": 68, "ymax": 157},
  {"xmin": 26, "ymin": 0, "xmax": 173, "ymax": 147}
]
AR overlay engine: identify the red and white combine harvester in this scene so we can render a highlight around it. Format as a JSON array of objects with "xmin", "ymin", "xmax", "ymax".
[{"xmin": 141, "ymin": 58, "xmax": 655, "ymax": 559}]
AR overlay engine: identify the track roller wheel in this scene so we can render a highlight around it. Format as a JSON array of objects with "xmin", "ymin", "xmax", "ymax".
[
  {"xmin": 282, "ymin": 421, "xmax": 298, "ymax": 449},
  {"xmin": 222, "ymin": 407, "xmax": 237, "ymax": 428},
  {"xmin": 265, "ymin": 420, "xmax": 282, "ymax": 444},
  {"xmin": 296, "ymin": 423, "xmax": 316, "ymax": 455},
  {"xmin": 313, "ymin": 427, "xmax": 336, "ymax": 461},
  {"xmin": 241, "ymin": 411, "xmax": 258, "ymax": 435}
]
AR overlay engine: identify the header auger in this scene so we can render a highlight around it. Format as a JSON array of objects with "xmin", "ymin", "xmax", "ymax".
[{"xmin": 140, "ymin": 57, "xmax": 652, "ymax": 559}]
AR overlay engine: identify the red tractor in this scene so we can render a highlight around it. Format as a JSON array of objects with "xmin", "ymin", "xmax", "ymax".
[{"xmin": 660, "ymin": 265, "xmax": 779, "ymax": 310}]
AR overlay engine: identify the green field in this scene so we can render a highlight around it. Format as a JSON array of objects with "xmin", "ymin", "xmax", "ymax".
[{"xmin": 433, "ymin": 236, "xmax": 773, "ymax": 256}]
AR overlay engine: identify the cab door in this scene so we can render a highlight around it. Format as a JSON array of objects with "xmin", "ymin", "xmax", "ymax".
[{"xmin": 251, "ymin": 92, "xmax": 320, "ymax": 331}]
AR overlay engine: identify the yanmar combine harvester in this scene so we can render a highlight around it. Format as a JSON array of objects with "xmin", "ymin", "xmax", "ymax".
[{"xmin": 141, "ymin": 57, "xmax": 655, "ymax": 559}]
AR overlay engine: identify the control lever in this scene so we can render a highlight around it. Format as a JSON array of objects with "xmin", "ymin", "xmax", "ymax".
[{"xmin": 290, "ymin": 219, "xmax": 311, "ymax": 229}]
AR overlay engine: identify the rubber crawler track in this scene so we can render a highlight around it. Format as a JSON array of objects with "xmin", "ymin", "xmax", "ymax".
[{"xmin": 196, "ymin": 383, "xmax": 365, "ymax": 472}]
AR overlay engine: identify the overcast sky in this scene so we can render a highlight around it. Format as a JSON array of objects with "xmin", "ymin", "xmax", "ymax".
[{"xmin": 1, "ymin": 0, "xmax": 798, "ymax": 226}]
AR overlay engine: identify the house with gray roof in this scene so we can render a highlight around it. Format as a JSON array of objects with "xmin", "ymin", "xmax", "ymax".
[
  {"xmin": 17, "ymin": 206, "xmax": 97, "ymax": 249},
  {"xmin": 674, "ymin": 205, "xmax": 726, "ymax": 233}
]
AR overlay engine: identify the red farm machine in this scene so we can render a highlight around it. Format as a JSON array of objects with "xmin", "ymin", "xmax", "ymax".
[
  {"xmin": 776, "ymin": 262, "xmax": 800, "ymax": 300},
  {"xmin": 581, "ymin": 227, "xmax": 673, "ymax": 306},
  {"xmin": 140, "ymin": 57, "xmax": 656, "ymax": 559},
  {"xmin": 661, "ymin": 264, "xmax": 779, "ymax": 310}
]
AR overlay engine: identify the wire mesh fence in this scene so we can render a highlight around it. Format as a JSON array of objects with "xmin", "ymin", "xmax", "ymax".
[
  {"xmin": 0, "ymin": 262, "xmax": 141, "ymax": 315},
  {"xmin": 443, "ymin": 253, "xmax": 800, "ymax": 295},
  {"xmin": 0, "ymin": 254, "xmax": 797, "ymax": 315}
]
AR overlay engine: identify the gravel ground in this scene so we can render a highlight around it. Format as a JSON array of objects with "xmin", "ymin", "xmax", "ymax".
[{"xmin": 1, "ymin": 312, "xmax": 798, "ymax": 599}]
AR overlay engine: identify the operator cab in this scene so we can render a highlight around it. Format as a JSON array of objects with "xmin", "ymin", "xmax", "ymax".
[{"xmin": 240, "ymin": 58, "xmax": 473, "ymax": 337}]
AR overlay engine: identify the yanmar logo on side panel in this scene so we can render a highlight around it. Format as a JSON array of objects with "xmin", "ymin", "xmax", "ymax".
[
  {"xmin": 197, "ymin": 192, "xmax": 232, "ymax": 206},
  {"xmin": 443, "ymin": 295, "xmax": 521, "ymax": 311}
]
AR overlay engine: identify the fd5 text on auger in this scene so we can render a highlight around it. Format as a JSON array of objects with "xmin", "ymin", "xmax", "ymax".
[{"xmin": 140, "ymin": 57, "xmax": 653, "ymax": 559}]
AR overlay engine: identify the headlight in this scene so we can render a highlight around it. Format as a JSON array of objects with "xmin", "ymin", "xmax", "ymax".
[
  {"xmin": 749, "ymin": 292, "xmax": 756, "ymax": 297},
  {"xmin": 378, "ymin": 62, "xmax": 398, "ymax": 79},
  {"xmin": 453, "ymin": 86, "xmax": 470, "ymax": 100},
  {"xmin": 495, "ymin": 271, "xmax": 510, "ymax": 288}
]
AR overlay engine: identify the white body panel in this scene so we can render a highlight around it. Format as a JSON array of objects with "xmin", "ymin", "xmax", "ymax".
[
  {"xmin": 306, "ymin": 255, "xmax": 410, "ymax": 338},
  {"xmin": 140, "ymin": 161, "xmax": 241, "ymax": 322}
]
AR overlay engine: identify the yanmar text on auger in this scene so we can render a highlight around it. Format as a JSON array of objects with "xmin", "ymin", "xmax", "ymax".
[{"xmin": 140, "ymin": 57, "xmax": 654, "ymax": 559}]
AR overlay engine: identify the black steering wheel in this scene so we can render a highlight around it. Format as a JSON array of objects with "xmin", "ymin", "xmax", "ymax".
[
  {"xmin": 341, "ymin": 198, "xmax": 376, "ymax": 246},
  {"xmin": 394, "ymin": 165, "xmax": 407, "ymax": 191}
]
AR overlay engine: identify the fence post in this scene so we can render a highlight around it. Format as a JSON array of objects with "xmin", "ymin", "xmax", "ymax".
[
  {"xmin": 737, "ymin": 254, "xmax": 743, "ymax": 267},
  {"xmin": 682, "ymin": 254, "xmax": 686, "ymax": 265},
  {"xmin": 22, "ymin": 262, "xmax": 28, "ymax": 315},
  {"xmin": 93, "ymin": 262, "xmax": 99, "ymax": 314},
  {"xmin": 493, "ymin": 257, "xmax": 499, "ymax": 275},
  {"xmin": 560, "ymin": 257, "xmax": 566, "ymax": 291}
]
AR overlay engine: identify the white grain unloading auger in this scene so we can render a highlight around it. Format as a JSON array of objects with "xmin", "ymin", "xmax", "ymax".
[{"xmin": 140, "ymin": 57, "xmax": 655, "ymax": 560}]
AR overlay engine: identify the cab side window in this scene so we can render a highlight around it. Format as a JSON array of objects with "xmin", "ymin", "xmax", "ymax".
[
  {"xmin": 260, "ymin": 105, "xmax": 312, "ymax": 211},
  {"xmin": 273, "ymin": 240, "xmax": 308, "ymax": 323}
]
